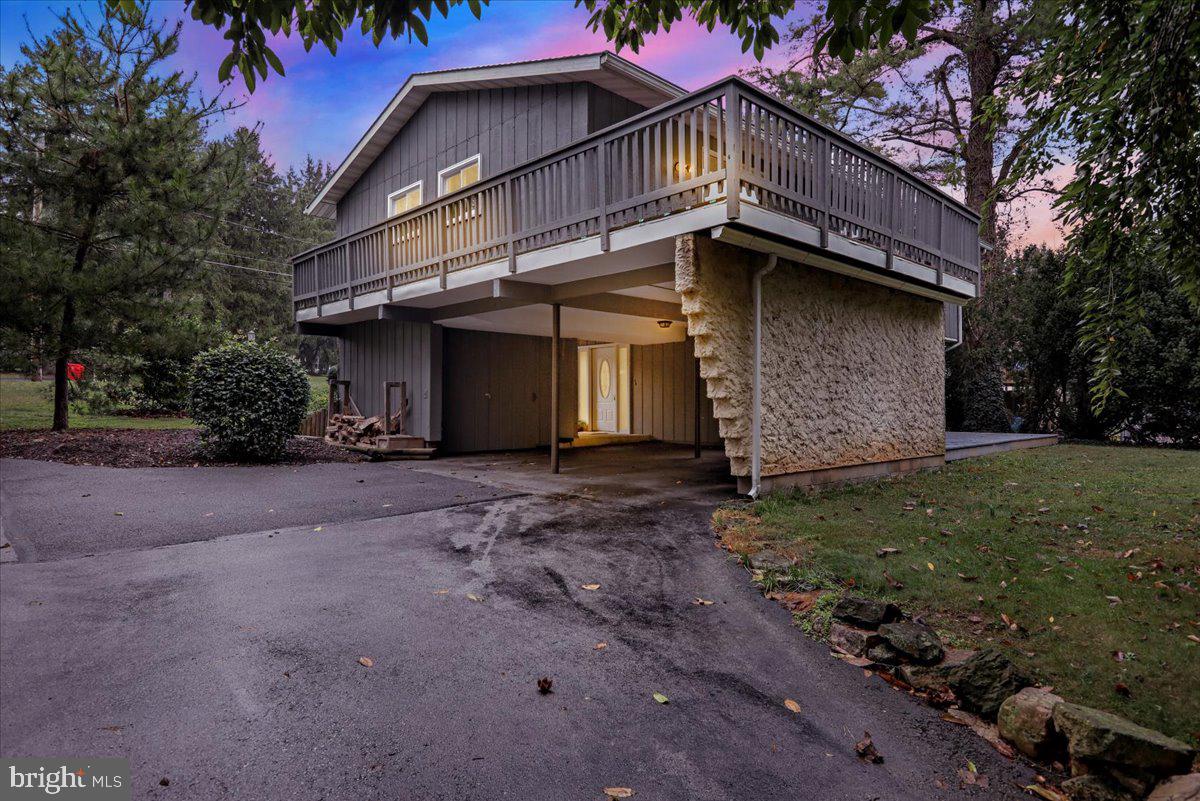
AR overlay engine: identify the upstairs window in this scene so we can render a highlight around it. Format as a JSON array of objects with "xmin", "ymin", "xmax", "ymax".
[
  {"xmin": 438, "ymin": 155, "xmax": 481, "ymax": 196},
  {"xmin": 387, "ymin": 181, "xmax": 422, "ymax": 217}
]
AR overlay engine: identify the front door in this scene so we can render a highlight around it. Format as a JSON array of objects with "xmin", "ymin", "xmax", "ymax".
[{"xmin": 591, "ymin": 345, "xmax": 618, "ymax": 433}]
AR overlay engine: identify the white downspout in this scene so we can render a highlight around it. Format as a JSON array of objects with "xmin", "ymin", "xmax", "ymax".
[{"xmin": 749, "ymin": 253, "xmax": 778, "ymax": 499}]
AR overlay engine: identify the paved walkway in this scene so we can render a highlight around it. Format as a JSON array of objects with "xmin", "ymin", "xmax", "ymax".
[
  {"xmin": 1, "ymin": 446, "xmax": 1036, "ymax": 800},
  {"xmin": 946, "ymin": 431, "xmax": 1058, "ymax": 461}
]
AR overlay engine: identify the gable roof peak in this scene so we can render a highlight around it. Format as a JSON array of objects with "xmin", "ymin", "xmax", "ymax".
[{"xmin": 306, "ymin": 51, "xmax": 684, "ymax": 218}]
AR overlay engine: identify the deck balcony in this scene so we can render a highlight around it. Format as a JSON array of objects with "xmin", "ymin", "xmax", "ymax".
[{"xmin": 292, "ymin": 78, "xmax": 981, "ymax": 320}]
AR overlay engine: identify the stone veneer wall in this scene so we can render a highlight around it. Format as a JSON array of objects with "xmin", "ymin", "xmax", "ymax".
[{"xmin": 675, "ymin": 233, "xmax": 945, "ymax": 479}]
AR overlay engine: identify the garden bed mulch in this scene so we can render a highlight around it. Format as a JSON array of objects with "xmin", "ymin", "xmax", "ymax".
[{"xmin": 0, "ymin": 429, "xmax": 366, "ymax": 468}]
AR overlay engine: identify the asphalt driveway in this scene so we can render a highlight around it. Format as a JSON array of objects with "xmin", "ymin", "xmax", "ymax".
[{"xmin": 0, "ymin": 445, "xmax": 1036, "ymax": 800}]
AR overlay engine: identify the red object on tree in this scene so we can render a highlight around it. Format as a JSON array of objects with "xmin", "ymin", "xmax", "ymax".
[{"xmin": 65, "ymin": 362, "xmax": 85, "ymax": 381}]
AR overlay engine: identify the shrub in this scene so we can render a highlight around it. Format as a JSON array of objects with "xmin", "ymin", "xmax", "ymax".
[{"xmin": 189, "ymin": 339, "xmax": 309, "ymax": 461}]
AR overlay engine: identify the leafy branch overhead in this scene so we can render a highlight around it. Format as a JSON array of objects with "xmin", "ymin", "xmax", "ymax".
[{"xmin": 113, "ymin": 0, "xmax": 934, "ymax": 92}]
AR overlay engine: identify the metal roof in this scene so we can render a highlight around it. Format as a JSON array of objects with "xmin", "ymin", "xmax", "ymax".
[{"xmin": 305, "ymin": 52, "xmax": 685, "ymax": 219}]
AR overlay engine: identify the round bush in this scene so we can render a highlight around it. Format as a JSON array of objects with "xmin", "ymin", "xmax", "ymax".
[{"xmin": 189, "ymin": 339, "xmax": 310, "ymax": 461}]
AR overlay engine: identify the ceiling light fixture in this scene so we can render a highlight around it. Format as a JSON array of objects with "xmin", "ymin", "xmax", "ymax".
[{"xmin": 656, "ymin": 320, "xmax": 673, "ymax": 329}]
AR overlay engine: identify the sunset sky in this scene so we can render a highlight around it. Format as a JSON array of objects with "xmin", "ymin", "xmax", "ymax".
[{"xmin": 0, "ymin": 0, "xmax": 1062, "ymax": 247}]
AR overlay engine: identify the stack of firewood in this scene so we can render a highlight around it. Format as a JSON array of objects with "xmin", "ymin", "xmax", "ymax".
[{"xmin": 325, "ymin": 414, "xmax": 386, "ymax": 447}]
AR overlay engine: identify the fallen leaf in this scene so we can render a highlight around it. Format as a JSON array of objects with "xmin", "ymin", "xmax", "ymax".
[
  {"xmin": 357, "ymin": 656, "xmax": 374, "ymax": 668},
  {"xmin": 784, "ymin": 698, "xmax": 801, "ymax": 714},
  {"xmin": 941, "ymin": 709, "xmax": 1015, "ymax": 758},
  {"xmin": 114, "ymin": 512, "xmax": 124, "ymax": 516},
  {"xmin": 537, "ymin": 677, "xmax": 553, "ymax": 694},
  {"xmin": 433, "ymin": 589, "xmax": 449, "ymax": 595},
  {"xmin": 313, "ymin": 526, "xmax": 323, "ymax": 532},
  {"xmin": 652, "ymin": 692, "xmax": 669, "ymax": 704},
  {"xmin": 883, "ymin": 570, "xmax": 904, "ymax": 589},
  {"xmin": 1024, "ymin": 785, "xmax": 1069, "ymax": 801},
  {"xmin": 854, "ymin": 731, "xmax": 883, "ymax": 763},
  {"xmin": 765, "ymin": 590, "xmax": 822, "ymax": 613},
  {"xmin": 581, "ymin": 583, "xmax": 601, "ymax": 591},
  {"xmin": 691, "ymin": 597, "xmax": 715, "ymax": 606},
  {"xmin": 831, "ymin": 652, "xmax": 873, "ymax": 667},
  {"xmin": 1114, "ymin": 682, "xmax": 1132, "ymax": 698},
  {"xmin": 927, "ymin": 562, "xmax": 936, "ymax": 571},
  {"xmin": 603, "ymin": 789, "xmax": 634, "ymax": 799},
  {"xmin": 877, "ymin": 547, "xmax": 901, "ymax": 558},
  {"xmin": 466, "ymin": 593, "xmax": 483, "ymax": 602},
  {"xmin": 594, "ymin": 642, "xmax": 608, "ymax": 651}
]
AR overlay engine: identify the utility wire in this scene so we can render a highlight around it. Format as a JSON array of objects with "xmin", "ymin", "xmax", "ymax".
[
  {"xmin": 209, "ymin": 248, "xmax": 294, "ymax": 268},
  {"xmin": 201, "ymin": 259, "xmax": 292, "ymax": 279}
]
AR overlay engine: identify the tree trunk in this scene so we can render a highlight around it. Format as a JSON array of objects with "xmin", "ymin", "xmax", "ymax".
[
  {"xmin": 52, "ymin": 203, "xmax": 98, "ymax": 432},
  {"xmin": 963, "ymin": 1, "xmax": 1002, "ymax": 288},
  {"xmin": 51, "ymin": 296, "xmax": 75, "ymax": 432}
]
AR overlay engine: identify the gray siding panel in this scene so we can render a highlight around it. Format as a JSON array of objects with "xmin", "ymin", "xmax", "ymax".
[
  {"xmin": 441, "ymin": 329, "xmax": 577, "ymax": 453},
  {"xmin": 336, "ymin": 320, "xmax": 441, "ymax": 441},
  {"xmin": 335, "ymin": 82, "xmax": 653, "ymax": 236},
  {"xmin": 630, "ymin": 339, "xmax": 720, "ymax": 445},
  {"xmin": 337, "ymin": 83, "xmax": 609, "ymax": 236}
]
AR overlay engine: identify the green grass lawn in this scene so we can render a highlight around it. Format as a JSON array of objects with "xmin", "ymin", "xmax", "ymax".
[
  {"xmin": 716, "ymin": 444, "xmax": 1200, "ymax": 743},
  {"xmin": 1, "ymin": 373, "xmax": 330, "ymax": 430},
  {"xmin": 0, "ymin": 374, "xmax": 195, "ymax": 430}
]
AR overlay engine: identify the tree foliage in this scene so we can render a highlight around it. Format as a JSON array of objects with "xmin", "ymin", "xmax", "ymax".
[
  {"xmin": 152, "ymin": 0, "xmax": 935, "ymax": 91},
  {"xmin": 1007, "ymin": 0, "xmax": 1200, "ymax": 412},
  {"xmin": 986, "ymin": 247, "xmax": 1200, "ymax": 446},
  {"xmin": 0, "ymin": 2, "xmax": 244, "ymax": 430}
]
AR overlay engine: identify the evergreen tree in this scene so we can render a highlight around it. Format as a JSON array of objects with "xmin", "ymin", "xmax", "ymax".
[{"xmin": 0, "ymin": 2, "xmax": 244, "ymax": 430}]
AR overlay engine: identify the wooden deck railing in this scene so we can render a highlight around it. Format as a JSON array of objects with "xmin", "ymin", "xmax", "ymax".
[{"xmin": 292, "ymin": 78, "xmax": 982, "ymax": 315}]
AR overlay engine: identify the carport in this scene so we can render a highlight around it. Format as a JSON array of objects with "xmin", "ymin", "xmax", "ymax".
[{"xmin": 309, "ymin": 245, "xmax": 723, "ymax": 473}]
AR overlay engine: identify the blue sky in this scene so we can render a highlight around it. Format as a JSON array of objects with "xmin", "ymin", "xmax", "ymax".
[
  {"xmin": 0, "ymin": 1, "xmax": 1061, "ymax": 245},
  {"xmin": 0, "ymin": 1, "xmax": 802, "ymax": 173}
]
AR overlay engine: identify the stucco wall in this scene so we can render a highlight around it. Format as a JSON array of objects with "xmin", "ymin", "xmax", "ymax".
[{"xmin": 675, "ymin": 234, "xmax": 945, "ymax": 478}]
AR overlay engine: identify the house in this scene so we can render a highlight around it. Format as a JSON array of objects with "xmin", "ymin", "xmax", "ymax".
[{"xmin": 292, "ymin": 52, "xmax": 982, "ymax": 494}]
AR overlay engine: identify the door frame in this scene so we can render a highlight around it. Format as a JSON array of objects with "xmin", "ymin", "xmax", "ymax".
[{"xmin": 578, "ymin": 343, "xmax": 630, "ymax": 434}]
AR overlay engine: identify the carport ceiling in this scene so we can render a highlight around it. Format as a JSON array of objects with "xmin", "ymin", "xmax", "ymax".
[{"xmin": 436, "ymin": 303, "xmax": 687, "ymax": 344}]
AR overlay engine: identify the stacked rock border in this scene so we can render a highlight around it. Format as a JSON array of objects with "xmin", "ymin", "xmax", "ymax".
[{"xmin": 737, "ymin": 551, "xmax": 1198, "ymax": 801}]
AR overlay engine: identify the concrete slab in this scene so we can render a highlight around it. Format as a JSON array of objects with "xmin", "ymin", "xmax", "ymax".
[{"xmin": 946, "ymin": 431, "xmax": 1058, "ymax": 461}]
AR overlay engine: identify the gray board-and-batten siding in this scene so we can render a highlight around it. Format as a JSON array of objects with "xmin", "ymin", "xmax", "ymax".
[
  {"xmin": 335, "ymin": 83, "xmax": 648, "ymax": 236},
  {"xmin": 337, "ymin": 321, "xmax": 720, "ymax": 453}
]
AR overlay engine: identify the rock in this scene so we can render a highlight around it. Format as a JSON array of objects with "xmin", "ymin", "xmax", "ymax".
[
  {"xmin": 830, "ymin": 596, "xmax": 900, "ymax": 629},
  {"xmin": 1148, "ymin": 774, "xmax": 1200, "ymax": 801},
  {"xmin": 998, "ymin": 687, "xmax": 1064, "ymax": 759},
  {"xmin": 945, "ymin": 648, "xmax": 1030, "ymax": 718},
  {"xmin": 1062, "ymin": 775, "xmax": 1139, "ymax": 801},
  {"xmin": 746, "ymin": 550, "xmax": 793, "ymax": 572},
  {"xmin": 865, "ymin": 641, "xmax": 902, "ymax": 665},
  {"xmin": 896, "ymin": 663, "xmax": 949, "ymax": 691},
  {"xmin": 828, "ymin": 623, "xmax": 879, "ymax": 657},
  {"xmin": 1054, "ymin": 703, "xmax": 1195, "ymax": 778},
  {"xmin": 1108, "ymin": 767, "xmax": 1156, "ymax": 797},
  {"xmin": 877, "ymin": 621, "xmax": 944, "ymax": 665}
]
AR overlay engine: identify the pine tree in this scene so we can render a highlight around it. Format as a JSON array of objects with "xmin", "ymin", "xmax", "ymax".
[{"xmin": 0, "ymin": 3, "xmax": 244, "ymax": 429}]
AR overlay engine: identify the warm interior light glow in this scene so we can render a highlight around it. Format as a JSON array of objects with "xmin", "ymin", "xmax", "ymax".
[{"xmin": 656, "ymin": 319, "xmax": 673, "ymax": 329}]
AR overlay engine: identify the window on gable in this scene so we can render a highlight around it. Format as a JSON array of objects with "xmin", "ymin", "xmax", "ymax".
[
  {"xmin": 387, "ymin": 181, "xmax": 422, "ymax": 217},
  {"xmin": 438, "ymin": 155, "xmax": 481, "ymax": 196}
]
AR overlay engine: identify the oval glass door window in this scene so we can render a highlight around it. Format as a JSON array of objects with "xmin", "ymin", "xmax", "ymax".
[{"xmin": 599, "ymin": 359, "xmax": 612, "ymax": 398}]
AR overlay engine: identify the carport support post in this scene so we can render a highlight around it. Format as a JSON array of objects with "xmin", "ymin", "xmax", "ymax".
[
  {"xmin": 550, "ymin": 302, "xmax": 561, "ymax": 474},
  {"xmin": 693, "ymin": 346, "xmax": 702, "ymax": 459}
]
